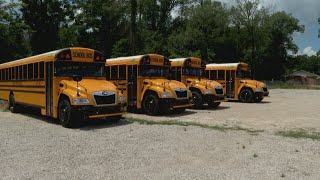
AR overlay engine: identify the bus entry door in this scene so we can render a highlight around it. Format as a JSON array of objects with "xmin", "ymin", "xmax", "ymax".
[
  {"xmin": 127, "ymin": 65, "xmax": 137, "ymax": 108},
  {"xmin": 226, "ymin": 70, "xmax": 235, "ymax": 98},
  {"xmin": 45, "ymin": 62, "xmax": 53, "ymax": 116}
]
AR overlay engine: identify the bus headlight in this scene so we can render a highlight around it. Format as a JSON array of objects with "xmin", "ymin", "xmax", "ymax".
[
  {"xmin": 119, "ymin": 96, "xmax": 126, "ymax": 103},
  {"xmin": 255, "ymin": 87, "xmax": 263, "ymax": 92},
  {"xmin": 73, "ymin": 98, "xmax": 90, "ymax": 105},
  {"xmin": 161, "ymin": 92, "xmax": 172, "ymax": 98},
  {"xmin": 203, "ymin": 89, "xmax": 213, "ymax": 94}
]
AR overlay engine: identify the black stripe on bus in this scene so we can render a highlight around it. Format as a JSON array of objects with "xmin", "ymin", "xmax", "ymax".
[
  {"xmin": 0, "ymin": 85, "xmax": 45, "ymax": 88},
  {"xmin": 0, "ymin": 89, "xmax": 45, "ymax": 94},
  {"xmin": 15, "ymin": 101, "xmax": 45, "ymax": 109}
]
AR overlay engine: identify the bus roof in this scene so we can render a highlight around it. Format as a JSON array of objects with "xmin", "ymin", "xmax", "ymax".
[
  {"xmin": 106, "ymin": 54, "xmax": 167, "ymax": 66},
  {"xmin": 0, "ymin": 47, "xmax": 104, "ymax": 69},
  {"xmin": 206, "ymin": 62, "xmax": 249, "ymax": 70},
  {"xmin": 170, "ymin": 57, "xmax": 204, "ymax": 68}
]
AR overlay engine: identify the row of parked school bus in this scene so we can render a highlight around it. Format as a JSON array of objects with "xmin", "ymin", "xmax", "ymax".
[{"xmin": 0, "ymin": 47, "xmax": 269, "ymax": 128}]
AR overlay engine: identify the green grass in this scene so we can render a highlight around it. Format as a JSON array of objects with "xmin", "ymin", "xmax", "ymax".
[
  {"xmin": 267, "ymin": 82, "xmax": 320, "ymax": 90},
  {"xmin": 126, "ymin": 118, "xmax": 264, "ymax": 134},
  {"xmin": 277, "ymin": 130, "xmax": 320, "ymax": 141}
]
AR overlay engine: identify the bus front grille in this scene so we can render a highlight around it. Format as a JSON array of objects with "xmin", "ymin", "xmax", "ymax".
[
  {"xmin": 215, "ymin": 88, "xmax": 224, "ymax": 95},
  {"xmin": 94, "ymin": 94, "xmax": 116, "ymax": 105},
  {"xmin": 175, "ymin": 90, "xmax": 188, "ymax": 98}
]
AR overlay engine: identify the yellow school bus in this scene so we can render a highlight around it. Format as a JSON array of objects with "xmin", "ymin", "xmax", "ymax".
[
  {"xmin": 170, "ymin": 57, "xmax": 225, "ymax": 108},
  {"xmin": 106, "ymin": 54, "xmax": 192, "ymax": 115},
  {"xmin": 0, "ymin": 47, "xmax": 126, "ymax": 128},
  {"xmin": 206, "ymin": 62, "xmax": 269, "ymax": 103}
]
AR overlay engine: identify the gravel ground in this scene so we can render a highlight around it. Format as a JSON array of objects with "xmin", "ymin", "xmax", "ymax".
[
  {"xmin": 1, "ymin": 89, "xmax": 320, "ymax": 179},
  {"xmin": 127, "ymin": 89, "xmax": 320, "ymax": 132}
]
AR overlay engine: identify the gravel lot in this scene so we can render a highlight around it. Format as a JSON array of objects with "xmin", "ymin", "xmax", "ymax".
[{"xmin": 1, "ymin": 89, "xmax": 320, "ymax": 179}]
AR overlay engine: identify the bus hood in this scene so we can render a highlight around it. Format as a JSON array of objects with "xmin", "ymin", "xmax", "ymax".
[
  {"xmin": 186, "ymin": 78, "xmax": 223, "ymax": 89},
  {"xmin": 241, "ymin": 79, "xmax": 266, "ymax": 88},
  {"xmin": 144, "ymin": 78, "xmax": 187, "ymax": 89},
  {"xmin": 60, "ymin": 79, "xmax": 118, "ymax": 95}
]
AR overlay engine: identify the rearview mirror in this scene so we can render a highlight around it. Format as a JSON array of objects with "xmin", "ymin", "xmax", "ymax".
[{"xmin": 72, "ymin": 75, "xmax": 83, "ymax": 82}]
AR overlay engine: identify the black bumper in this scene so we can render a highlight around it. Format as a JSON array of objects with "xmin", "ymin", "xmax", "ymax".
[
  {"xmin": 203, "ymin": 94, "xmax": 225, "ymax": 102},
  {"xmin": 159, "ymin": 98, "xmax": 191, "ymax": 108},
  {"xmin": 75, "ymin": 104, "xmax": 125, "ymax": 119}
]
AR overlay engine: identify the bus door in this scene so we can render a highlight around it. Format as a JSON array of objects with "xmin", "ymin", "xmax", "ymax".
[
  {"xmin": 226, "ymin": 70, "xmax": 235, "ymax": 98},
  {"xmin": 45, "ymin": 62, "xmax": 53, "ymax": 116},
  {"xmin": 127, "ymin": 65, "xmax": 137, "ymax": 107}
]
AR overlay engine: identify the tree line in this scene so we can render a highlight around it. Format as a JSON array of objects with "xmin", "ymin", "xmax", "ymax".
[{"xmin": 0, "ymin": 0, "xmax": 319, "ymax": 80}]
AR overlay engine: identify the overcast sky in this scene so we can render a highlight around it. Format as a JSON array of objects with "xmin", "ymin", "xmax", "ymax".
[{"xmin": 221, "ymin": 0, "xmax": 320, "ymax": 56}]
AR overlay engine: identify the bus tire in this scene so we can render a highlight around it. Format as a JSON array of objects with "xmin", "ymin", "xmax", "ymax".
[
  {"xmin": 208, "ymin": 102, "xmax": 221, "ymax": 108},
  {"xmin": 142, "ymin": 94, "xmax": 159, "ymax": 116},
  {"xmin": 175, "ymin": 108, "xmax": 186, "ymax": 113},
  {"xmin": 9, "ymin": 93, "xmax": 19, "ymax": 113},
  {"xmin": 255, "ymin": 97, "xmax": 263, "ymax": 103},
  {"xmin": 58, "ymin": 99, "xmax": 77, "ymax": 128},
  {"xmin": 239, "ymin": 89, "xmax": 254, "ymax": 103},
  {"xmin": 191, "ymin": 91, "xmax": 204, "ymax": 108},
  {"xmin": 109, "ymin": 115, "xmax": 122, "ymax": 123}
]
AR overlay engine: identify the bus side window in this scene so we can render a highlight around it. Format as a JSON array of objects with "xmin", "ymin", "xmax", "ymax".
[
  {"xmin": 111, "ymin": 66, "xmax": 118, "ymax": 80},
  {"xmin": 205, "ymin": 70, "xmax": 209, "ymax": 79},
  {"xmin": 19, "ymin": 66, "xmax": 23, "ymax": 80},
  {"xmin": 170, "ymin": 67, "xmax": 176, "ymax": 80},
  {"xmin": 105, "ymin": 66, "xmax": 111, "ymax": 79},
  {"xmin": 28, "ymin": 64, "xmax": 33, "ymax": 79},
  {"xmin": 119, "ymin": 65, "xmax": 126, "ymax": 80},
  {"xmin": 177, "ymin": 67, "xmax": 181, "ymax": 81},
  {"xmin": 34, "ymin": 63, "xmax": 39, "ymax": 79},
  {"xmin": 218, "ymin": 70, "xmax": 224, "ymax": 80},
  {"xmin": 39, "ymin": 62, "xmax": 44, "ymax": 79},
  {"xmin": 23, "ymin": 65, "xmax": 27, "ymax": 80}
]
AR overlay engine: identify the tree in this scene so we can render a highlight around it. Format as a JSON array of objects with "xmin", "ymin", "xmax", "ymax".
[
  {"xmin": 0, "ymin": 0, "xmax": 31, "ymax": 62},
  {"xmin": 20, "ymin": 0, "xmax": 73, "ymax": 54}
]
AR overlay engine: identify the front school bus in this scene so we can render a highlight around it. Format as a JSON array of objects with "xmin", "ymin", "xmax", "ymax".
[
  {"xmin": 0, "ymin": 47, "xmax": 126, "ymax": 128},
  {"xmin": 170, "ymin": 57, "xmax": 225, "ymax": 108},
  {"xmin": 106, "ymin": 54, "xmax": 192, "ymax": 115},
  {"xmin": 206, "ymin": 62, "xmax": 269, "ymax": 103}
]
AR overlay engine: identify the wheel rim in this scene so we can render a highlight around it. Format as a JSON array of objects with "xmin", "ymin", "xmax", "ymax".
[
  {"xmin": 242, "ymin": 91, "xmax": 251, "ymax": 102},
  {"xmin": 145, "ymin": 97, "xmax": 156, "ymax": 113},
  {"xmin": 191, "ymin": 94, "xmax": 199, "ymax": 105},
  {"xmin": 59, "ymin": 103, "xmax": 69, "ymax": 123}
]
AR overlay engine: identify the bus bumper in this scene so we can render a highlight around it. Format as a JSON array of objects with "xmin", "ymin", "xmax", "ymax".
[
  {"xmin": 204, "ymin": 94, "xmax": 227, "ymax": 103},
  {"xmin": 160, "ymin": 98, "xmax": 192, "ymax": 109},
  {"xmin": 76, "ymin": 104, "xmax": 126, "ymax": 119}
]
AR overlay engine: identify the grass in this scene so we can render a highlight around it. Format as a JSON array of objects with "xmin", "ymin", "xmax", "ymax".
[
  {"xmin": 126, "ymin": 118, "xmax": 264, "ymax": 134},
  {"xmin": 277, "ymin": 130, "xmax": 320, "ymax": 141},
  {"xmin": 267, "ymin": 82, "xmax": 320, "ymax": 90}
]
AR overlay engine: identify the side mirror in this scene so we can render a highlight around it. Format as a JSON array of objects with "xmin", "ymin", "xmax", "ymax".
[{"xmin": 72, "ymin": 75, "xmax": 83, "ymax": 82}]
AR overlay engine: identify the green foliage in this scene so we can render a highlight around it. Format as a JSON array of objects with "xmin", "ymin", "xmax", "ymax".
[
  {"xmin": 0, "ymin": 0, "xmax": 316, "ymax": 80},
  {"xmin": 0, "ymin": 0, "xmax": 31, "ymax": 63}
]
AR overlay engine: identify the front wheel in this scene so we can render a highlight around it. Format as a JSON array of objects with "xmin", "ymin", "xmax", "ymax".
[
  {"xmin": 58, "ymin": 99, "xmax": 77, "ymax": 128},
  {"xmin": 239, "ymin": 89, "xmax": 254, "ymax": 103},
  {"xmin": 142, "ymin": 94, "xmax": 159, "ymax": 116},
  {"xmin": 208, "ymin": 102, "xmax": 221, "ymax": 108},
  {"xmin": 191, "ymin": 91, "xmax": 204, "ymax": 108},
  {"xmin": 175, "ymin": 108, "xmax": 186, "ymax": 114},
  {"xmin": 254, "ymin": 97, "xmax": 263, "ymax": 103}
]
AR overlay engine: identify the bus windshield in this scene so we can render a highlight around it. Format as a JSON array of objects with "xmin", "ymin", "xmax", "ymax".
[
  {"xmin": 183, "ymin": 67, "xmax": 205, "ymax": 77},
  {"xmin": 139, "ymin": 65, "xmax": 169, "ymax": 78},
  {"xmin": 237, "ymin": 70, "xmax": 252, "ymax": 79},
  {"xmin": 55, "ymin": 62, "xmax": 105, "ymax": 77}
]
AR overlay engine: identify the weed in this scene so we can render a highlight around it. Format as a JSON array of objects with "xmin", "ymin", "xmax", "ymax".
[
  {"xmin": 277, "ymin": 130, "xmax": 320, "ymax": 141},
  {"xmin": 253, "ymin": 153, "xmax": 258, "ymax": 158},
  {"xmin": 281, "ymin": 173, "xmax": 285, "ymax": 178},
  {"xmin": 125, "ymin": 118, "xmax": 264, "ymax": 134}
]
